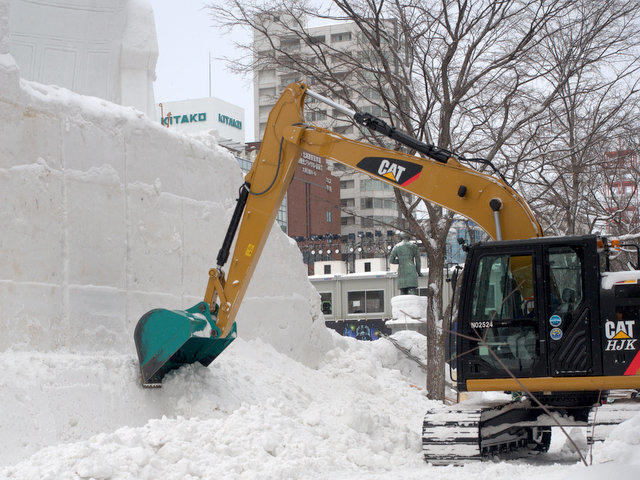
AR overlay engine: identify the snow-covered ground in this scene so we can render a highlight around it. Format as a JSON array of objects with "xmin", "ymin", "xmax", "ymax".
[
  {"xmin": 1, "ymin": 33, "xmax": 639, "ymax": 478},
  {"xmin": 2, "ymin": 331, "xmax": 639, "ymax": 479}
]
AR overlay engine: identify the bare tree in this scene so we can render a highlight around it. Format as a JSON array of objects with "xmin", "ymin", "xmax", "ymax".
[
  {"xmin": 510, "ymin": 1, "xmax": 640, "ymax": 237},
  {"xmin": 208, "ymin": 0, "xmax": 640, "ymax": 400}
]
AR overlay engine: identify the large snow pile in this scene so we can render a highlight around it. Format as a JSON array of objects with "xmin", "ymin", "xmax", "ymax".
[
  {"xmin": 0, "ymin": 334, "xmax": 436, "ymax": 479},
  {"xmin": 4, "ymin": 332, "xmax": 640, "ymax": 479}
]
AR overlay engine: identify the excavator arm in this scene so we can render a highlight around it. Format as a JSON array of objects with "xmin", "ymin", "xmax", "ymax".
[
  {"xmin": 211, "ymin": 82, "xmax": 542, "ymax": 337},
  {"xmin": 134, "ymin": 81, "xmax": 542, "ymax": 386}
]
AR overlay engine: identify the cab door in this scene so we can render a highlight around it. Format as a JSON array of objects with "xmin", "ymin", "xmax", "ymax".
[
  {"xmin": 542, "ymin": 243, "xmax": 596, "ymax": 376},
  {"xmin": 458, "ymin": 246, "xmax": 548, "ymax": 383}
]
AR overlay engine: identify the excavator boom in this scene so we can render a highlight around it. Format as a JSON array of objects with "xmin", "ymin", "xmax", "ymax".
[{"xmin": 213, "ymin": 82, "xmax": 542, "ymax": 337}]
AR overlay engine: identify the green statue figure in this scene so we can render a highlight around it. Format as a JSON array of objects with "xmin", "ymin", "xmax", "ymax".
[{"xmin": 389, "ymin": 233, "xmax": 422, "ymax": 295}]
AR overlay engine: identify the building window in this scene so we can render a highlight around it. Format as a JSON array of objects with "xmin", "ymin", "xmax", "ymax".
[
  {"xmin": 341, "ymin": 216, "xmax": 355, "ymax": 226},
  {"xmin": 280, "ymin": 74, "xmax": 299, "ymax": 86},
  {"xmin": 333, "ymin": 125, "xmax": 353, "ymax": 135},
  {"xmin": 361, "ymin": 179, "xmax": 392, "ymax": 191},
  {"xmin": 326, "ymin": 211, "xmax": 332, "ymax": 223},
  {"xmin": 309, "ymin": 35, "xmax": 326, "ymax": 44},
  {"xmin": 362, "ymin": 87, "xmax": 382, "ymax": 100},
  {"xmin": 364, "ymin": 262, "xmax": 371, "ymax": 272},
  {"xmin": 307, "ymin": 110, "xmax": 327, "ymax": 122},
  {"xmin": 341, "ymin": 198, "xmax": 355, "ymax": 207},
  {"xmin": 340, "ymin": 179, "xmax": 355, "ymax": 189},
  {"xmin": 280, "ymin": 36, "xmax": 300, "ymax": 50},
  {"xmin": 259, "ymin": 87, "xmax": 276, "ymax": 97},
  {"xmin": 361, "ymin": 197, "xmax": 373, "ymax": 209},
  {"xmin": 360, "ymin": 105, "xmax": 383, "ymax": 117},
  {"xmin": 259, "ymin": 105, "xmax": 272, "ymax": 118},
  {"xmin": 260, "ymin": 69, "xmax": 276, "ymax": 82},
  {"xmin": 331, "ymin": 32, "xmax": 352, "ymax": 43},
  {"xmin": 347, "ymin": 290, "xmax": 384, "ymax": 314},
  {"xmin": 324, "ymin": 264, "xmax": 331, "ymax": 274},
  {"xmin": 320, "ymin": 292, "xmax": 332, "ymax": 314},
  {"xmin": 361, "ymin": 217, "xmax": 374, "ymax": 227}
]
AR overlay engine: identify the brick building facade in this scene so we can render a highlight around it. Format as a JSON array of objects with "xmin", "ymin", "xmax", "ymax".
[{"xmin": 287, "ymin": 151, "xmax": 341, "ymax": 240}]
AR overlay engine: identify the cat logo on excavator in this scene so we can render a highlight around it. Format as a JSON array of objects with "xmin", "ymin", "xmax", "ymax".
[
  {"xmin": 356, "ymin": 157, "xmax": 423, "ymax": 187},
  {"xmin": 604, "ymin": 320, "xmax": 637, "ymax": 351}
]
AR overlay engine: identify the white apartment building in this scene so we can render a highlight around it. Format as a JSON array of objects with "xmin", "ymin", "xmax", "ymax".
[{"xmin": 253, "ymin": 17, "xmax": 404, "ymax": 238}]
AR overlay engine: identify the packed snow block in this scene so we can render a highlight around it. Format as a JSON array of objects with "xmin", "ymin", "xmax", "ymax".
[
  {"xmin": 0, "ymin": 350, "xmax": 166, "ymax": 465},
  {"xmin": 66, "ymin": 172, "xmax": 126, "ymax": 288},
  {"xmin": 0, "ymin": 78, "xmax": 333, "ymax": 363},
  {"xmin": 0, "ymin": 0, "xmax": 9, "ymax": 53},
  {"xmin": 181, "ymin": 199, "xmax": 228, "ymax": 295},
  {"xmin": 0, "ymin": 164, "xmax": 64, "ymax": 284},
  {"xmin": 0, "ymin": 282, "xmax": 63, "ymax": 351},
  {"xmin": 66, "ymin": 286, "xmax": 127, "ymax": 352},
  {"xmin": 237, "ymin": 294, "xmax": 327, "ymax": 366},
  {"xmin": 126, "ymin": 185, "xmax": 183, "ymax": 296},
  {"xmin": 388, "ymin": 295, "xmax": 427, "ymax": 335},
  {"xmin": 123, "ymin": 126, "xmax": 186, "ymax": 197},
  {"xmin": 391, "ymin": 295, "xmax": 427, "ymax": 321},
  {"xmin": 61, "ymin": 117, "xmax": 126, "ymax": 178},
  {"xmin": 244, "ymin": 228, "xmax": 309, "ymax": 298},
  {"xmin": 0, "ymin": 102, "xmax": 62, "ymax": 170},
  {"xmin": 179, "ymin": 145, "xmax": 243, "ymax": 203}
]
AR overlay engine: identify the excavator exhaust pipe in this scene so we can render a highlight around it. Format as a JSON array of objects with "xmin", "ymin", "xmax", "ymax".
[{"xmin": 134, "ymin": 302, "xmax": 237, "ymax": 387}]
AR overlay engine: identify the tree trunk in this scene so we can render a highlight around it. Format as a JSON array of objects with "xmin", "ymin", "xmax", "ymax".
[{"xmin": 425, "ymin": 247, "xmax": 446, "ymax": 400}]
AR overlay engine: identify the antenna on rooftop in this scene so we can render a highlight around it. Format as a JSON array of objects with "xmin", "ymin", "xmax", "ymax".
[{"xmin": 208, "ymin": 50, "xmax": 213, "ymax": 97}]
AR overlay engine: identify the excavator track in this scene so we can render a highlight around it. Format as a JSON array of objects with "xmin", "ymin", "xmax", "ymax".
[
  {"xmin": 424, "ymin": 392, "xmax": 639, "ymax": 464},
  {"xmin": 422, "ymin": 407, "xmax": 482, "ymax": 464},
  {"xmin": 422, "ymin": 399, "xmax": 567, "ymax": 465}
]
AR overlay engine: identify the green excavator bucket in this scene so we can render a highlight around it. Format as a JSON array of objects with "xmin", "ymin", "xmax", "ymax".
[{"xmin": 134, "ymin": 301, "xmax": 237, "ymax": 387}]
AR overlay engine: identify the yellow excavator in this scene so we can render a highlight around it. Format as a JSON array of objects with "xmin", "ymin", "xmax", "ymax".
[{"xmin": 134, "ymin": 82, "xmax": 640, "ymax": 463}]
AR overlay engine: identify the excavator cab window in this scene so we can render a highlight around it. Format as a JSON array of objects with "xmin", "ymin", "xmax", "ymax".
[
  {"xmin": 469, "ymin": 254, "xmax": 538, "ymax": 372},
  {"xmin": 547, "ymin": 246, "xmax": 583, "ymax": 319}
]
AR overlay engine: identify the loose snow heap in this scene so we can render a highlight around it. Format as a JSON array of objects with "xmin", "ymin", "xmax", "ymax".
[
  {"xmin": 388, "ymin": 295, "xmax": 427, "ymax": 325},
  {"xmin": 1, "ymin": 42, "xmax": 640, "ymax": 479}
]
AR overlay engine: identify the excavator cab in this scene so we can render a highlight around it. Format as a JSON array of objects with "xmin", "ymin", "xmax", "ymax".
[{"xmin": 453, "ymin": 235, "xmax": 608, "ymax": 391}]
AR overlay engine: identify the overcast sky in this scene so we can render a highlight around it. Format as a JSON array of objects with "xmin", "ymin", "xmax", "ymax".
[{"xmin": 152, "ymin": 1, "xmax": 256, "ymax": 140}]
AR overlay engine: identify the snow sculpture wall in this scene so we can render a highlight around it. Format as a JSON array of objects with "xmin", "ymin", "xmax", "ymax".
[
  {"xmin": 0, "ymin": 0, "xmax": 8, "ymax": 52},
  {"xmin": 0, "ymin": 72, "xmax": 331, "ymax": 366},
  {"xmin": 0, "ymin": 0, "xmax": 18, "ymax": 95},
  {"xmin": 8, "ymin": 0, "xmax": 158, "ymax": 117}
]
